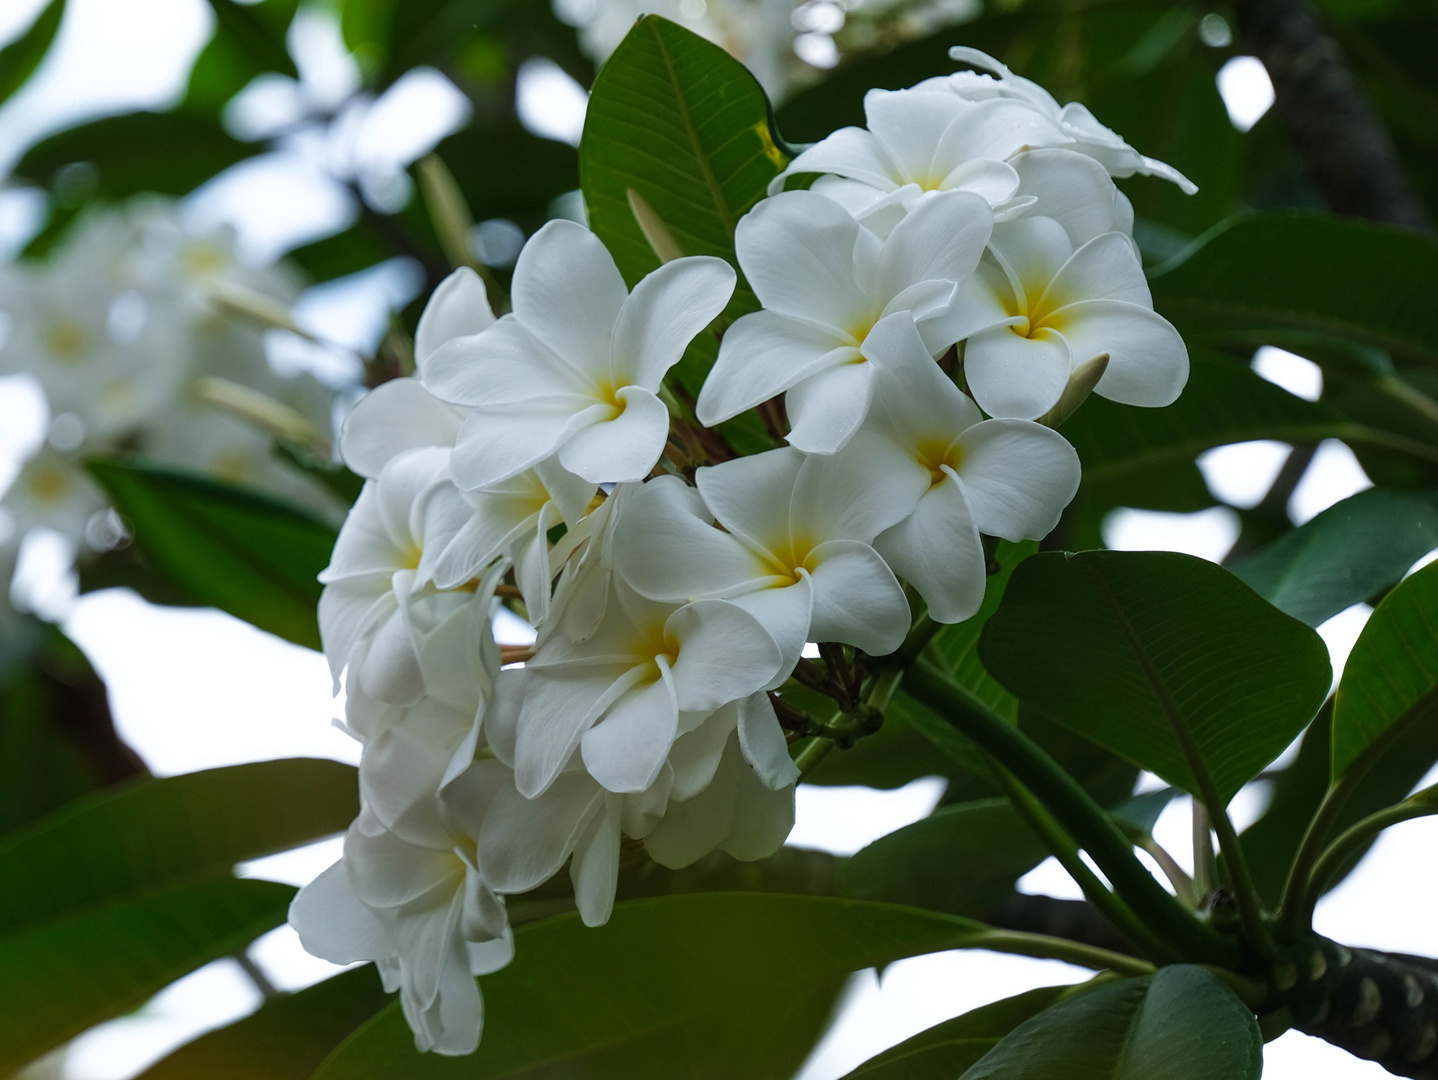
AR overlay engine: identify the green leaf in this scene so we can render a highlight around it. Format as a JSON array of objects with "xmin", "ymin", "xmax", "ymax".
[
  {"xmin": 579, "ymin": 15, "xmax": 787, "ymax": 307},
  {"xmin": 14, "ymin": 112, "xmax": 259, "ymax": 198},
  {"xmin": 840, "ymin": 985, "xmax": 1072, "ymax": 1080},
  {"xmin": 958, "ymin": 966, "xmax": 1261, "ymax": 1080},
  {"xmin": 1149, "ymin": 212, "xmax": 1438, "ymax": 367},
  {"xmin": 838, "ymin": 798, "xmax": 1048, "ymax": 917},
  {"xmin": 89, "ymin": 459, "xmax": 337, "ymax": 650},
  {"xmin": 0, "ymin": 878, "xmax": 294, "ymax": 1072},
  {"xmin": 1234, "ymin": 486, "xmax": 1438, "ymax": 627},
  {"xmin": 138, "ymin": 966, "xmax": 391, "ymax": 1080},
  {"xmin": 184, "ymin": 0, "xmax": 301, "ymax": 115},
  {"xmin": 1331, "ymin": 561, "xmax": 1438, "ymax": 780},
  {"xmin": 311, "ymin": 894, "xmax": 1006, "ymax": 1079},
  {"xmin": 979, "ymin": 551, "xmax": 1332, "ymax": 804},
  {"xmin": 437, "ymin": 120, "xmax": 579, "ymax": 226},
  {"xmin": 0, "ymin": 0, "xmax": 64, "ymax": 109}
]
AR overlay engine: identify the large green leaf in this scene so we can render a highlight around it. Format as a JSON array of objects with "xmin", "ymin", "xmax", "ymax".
[
  {"xmin": 139, "ymin": 967, "xmax": 391, "ymax": 1080},
  {"xmin": 310, "ymin": 894, "xmax": 1021, "ymax": 1079},
  {"xmin": 1331, "ymin": 561, "xmax": 1438, "ymax": 780},
  {"xmin": 90, "ymin": 459, "xmax": 337, "ymax": 649},
  {"xmin": 979, "ymin": 551, "xmax": 1331, "ymax": 804},
  {"xmin": 838, "ymin": 798, "xmax": 1048, "ymax": 917},
  {"xmin": 840, "ymin": 985, "xmax": 1072, "ymax": 1080},
  {"xmin": 958, "ymin": 966, "xmax": 1261, "ymax": 1079},
  {"xmin": 0, "ymin": 878, "xmax": 294, "ymax": 1072},
  {"xmin": 1149, "ymin": 212, "xmax": 1438, "ymax": 366},
  {"xmin": 579, "ymin": 15, "xmax": 786, "ymax": 305},
  {"xmin": 0, "ymin": 0, "xmax": 64, "ymax": 109},
  {"xmin": 185, "ymin": 0, "xmax": 301, "ymax": 114},
  {"xmin": 1234, "ymin": 486, "xmax": 1438, "ymax": 627}
]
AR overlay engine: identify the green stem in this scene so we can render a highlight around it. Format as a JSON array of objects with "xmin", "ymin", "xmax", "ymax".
[
  {"xmin": 971, "ymin": 928, "xmax": 1155, "ymax": 978},
  {"xmin": 792, "ymin": 737, "xmax": 833, "ymax": 779},
  {"xmin": 1206, "ymin": 796, "xmax": 1274, "ymax": 957},
  {"xmin": 1278, "ymin": 777, "xmax": 1357, "ymax": 929},
  {"xmin": 1301, "ymin": 783, "xmax": 1438, "ymax": 922},
  {"xmin": 993, "ymin": 766, "xmax": 1180, "ymax": 963},
  {"xmin": 905, "ymin": 661, "xmax": 1238, "ymax": 966}
]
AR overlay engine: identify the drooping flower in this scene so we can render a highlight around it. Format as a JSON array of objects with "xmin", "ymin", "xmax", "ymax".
[
  {"xmin": 695, "ymin": 189, "xmax": 994, "ymax": 453},
  {"xmin": 425, "ymin": 220, "xmax": 735, "ymax": 489}
]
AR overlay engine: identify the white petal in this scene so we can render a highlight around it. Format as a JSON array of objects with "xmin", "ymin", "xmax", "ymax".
[
  {"xmin": 963, "ymin": 323, "xmax": 1071, "ymax": 420},
  {"xmin": 1010, "ymin": 148, "xmax": 1127, "ymax": 246},
  {"xmin": 555, "ymin": 386, "xmax": 670, "ymax": 484},
  {"xmin": 791, "ymin": 424, "xmax": 925, "ymax": 543},
  {"xmin": 288, "ymin": 861, "xmax": 392, "ymax": 964},
  {"xmin": 1050, "ymin": 299, "xmax": 1188, "ymax": 407},
  {"xmin": 864, "ymin": 88, "xmax": 967, "ymax": 183},
  {"xmin": 875, "ymin": 189, "xmax": 992, "ymax": 306},
  {"xmin": 358, "ymin": 728, "xmax": 450, "ymax": 847},
  {"xmin": 1040, "ymin": 231, "xmax": 1150, "ymax": 314},
  {"xmin": 988, "ymin": 216, "xmax": 1074, "ymax": 302},
  {"xmin": 665, "ymin": 600, "xmax": 783, "ymax": 710},
  {"xmin": 450, "ymin": 401, "xmax": 608, "ymax": 491},
  {"xmin": 864, "ymin": 311, "xmax": 983, "ymax": 443},
  {"xmin": 694, "ymin": 447, "xmax": 802, "ymax": 561},
  {"xmin": 570, "ymin": 799, "xmax": 622, "ymax": 926},
  {"xmin": 721, "ymin": 769, "xmax": 795, "ymax": 861},
  {"xmin": 734, "ymin": 190, "xmax": 867, "ymax": 332},
  {"xmin": 737, "ymin": 691, "xmax": 799, "ymax": 789},
  {"xmin": 513, "ymin": 667, "xmax": 642, "ymax": 797},
  {"xmin": 611, "ymin": 256, "xmax": 735, "ymax": 390},
  {"xmin": 535, "ymin": 455, "xmax": 598, "ymax": 525},
  {"xmin": 347, "ymin": 825, "xmax": 460, "ymax": 910},
  {"xmin": 956, "ymin": 420, "xmax": 1080, "ymax": 539},
  {"xmin": 643, "ymin": 755, "xmax": 737, "ymax": 868},
  {"xmin": 477, "ymin": 771, "xmax": 604, "ymax": 893},
  {"xmin": 357, "ymin": 596, "xmax": 425, "ymax": 706},
  {"xmin": 425, "ymin": 934, "xmax": 485, "ymax": 1055},
  {"xmin": 318, "ymin": 582, "xmax": 391, "ymax": 684},
  {"xmin": 784, "ymin": 359, "xmax": 877, "ymax": 455},
  {"xmin": 806, "ymin": 539, "xmax": 910, "ymax": 654},
  {"xmin": 939, "ymin": 158, "xmax": 1021, "ymax": 206},
  {"xmin": 934, "ymin": 96, "xmax": 1067, "ymax": 162},
  {"xmin": 424, "ymin": 317, "xmax": 590, "ymax": 408},
  {"xmin": 729, "ymin": 578, "xmax": 814, "ymax": 687},
  {"xmin": 510, "ymin": 219, "xmax": 629, "ymax": 372},
  {"xmin": 774, "ymin": 125, "xmax": 900, "ymax": 194},
  {"xmin": 667, "ymin": 704, "xmax": 739, "ymax": 799},
  {"xmin": 415, "ymin": 266, "xmax": 496, "ymax": 368},
  {"xmin": 875, "ymin": 475, "xmax": 986, "ymax": 623},
  {"xmin": 321, "ymin": 484, "xmax": 399, "ymax": 581},
  {"xmin": 697, "ymin": 310, "xmax": 856, "ymax": 426},
  {"xmin": 581, "ymin": 669, "xmax": 679, "ymax": 793},
  {"xmin": 340, "ymin": 380, "xmax": 465, "ymax": 480}
]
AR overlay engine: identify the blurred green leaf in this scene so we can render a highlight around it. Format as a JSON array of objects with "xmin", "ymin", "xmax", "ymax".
[
  {"xmin": 185, "ymin": 0, "xmax": 301, "ymax": 115},
  {"xmin": 1150, "ymin": 212, "xmax": 1438, "ymax": 367},
  {"xmin": 310, "ymin": 894, "xmax": 1006, "ymax": 1079},
  {"xmin": 1234, "ymin": 486, "xmax": 1438, "ymax": 627},
  {"xmin": 840, "ymin": 985, "xmax": 1073, "ymax": 1080},
  {"xmin": 958, "ymin": 966, "xmax": 1261, "ymax": 1080},
  {"xmin": 980, "ymin": 551, "xmax": 1331, "ymax": 804},
  {"xmin": 437, "ymin": 119, "xmax": 579, "ymax": 227},
  {"xmin": 14, "ymin": 112, "xmax": 259, "ymax": 198},
  {"xmin": 89, "ymin": 459, "xmax": 337, "ymax": 650},
  {"xmin": 1331, "ymin": 561, "xmax": 1438, "ymax": 780},
  {"xmin": 139, "ymin": 966, "xmax": 391, "ymax": 1080},
  {"xmin": 0, "ymin": 0, "xmax": 64, "ymax": 109},
  {"xmin": 838, "ymin": 798, "xmax": 1047, "ymax": 917}
]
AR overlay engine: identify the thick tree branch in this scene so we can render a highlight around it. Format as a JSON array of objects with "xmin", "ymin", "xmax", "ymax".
[{"xmin": 1236, "ymin": 0, "xmax": 1432, "ymax": 231}]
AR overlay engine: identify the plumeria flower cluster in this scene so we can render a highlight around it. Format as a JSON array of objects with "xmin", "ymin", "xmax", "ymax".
[
  {"xmin": 0, "ymin": 199, "xmax": 338, "ymax": 613},
  {"xmin": 294, "ymin": 47, "xmax": 1191, "ymax": 1055}
]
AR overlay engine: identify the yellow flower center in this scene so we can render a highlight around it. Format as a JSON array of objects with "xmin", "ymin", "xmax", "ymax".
[
  {"xmin": 915, "ymin": 437, "xmax": 963, "ymax": 486},
  {"xmin": 45, "ymin": 320, "xmax": 89, "ymax": 361},
  {"xmin": 28, "ymin": 462, "xmax": 73, "ymax": 505}
]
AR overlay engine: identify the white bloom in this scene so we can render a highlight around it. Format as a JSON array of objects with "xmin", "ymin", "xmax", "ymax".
[
  {"xmin": 1009, "ymin": 148, "xmax": 1136, "ymax": 246},
  {"xmin": 492, "ymin": 576, "xmax": 783, "ymax": 798},
  {"xmin": 615, "ymin": 449, "xmax": 911, "ymax": 673},
  {"xmin": 917, "ymin": 47, "xmax": 1197, "ymax": 194},
  {"xmin": 0, "ymin": 445, "xmax": 106, "ymax": 540},
  {"xmin": 425, "ymin": 220, "xmax": 735, "ymax": 488},
  {"xmin": 696, "ymin": 189, "xmax": 994, "ymax": 453},
  {"xmin": 963, "ymin": 217, "xmax": 1188, "ymax": 420},
  {"xmin": 839, "ymin": 314, "xmax": 1080, "ymax": 622}
]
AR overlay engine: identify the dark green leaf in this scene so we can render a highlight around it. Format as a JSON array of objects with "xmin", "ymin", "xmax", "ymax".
[
  {"xmin": 841, "ymin": 985, "xmax": 1072, "ymax": 1080},
  {"xmin": 1149, "ymin": 212, "xmax": 1438, "ymax": 367},
  {"xmin": 1234, "ymin": 486, "xmax": 1438, "ymax": 627},
  {"xmin": 838, "ymin": 798, "xmax": 1048, "ymax": 917},
  {"xmin": 0, "ymin": 877, "xmax": 294, "ymax": 1072},
  {"xmin": 89, "ymin": 459, "xmax": 337, "ymax": 649},
  {"xmin": 959, "ymin": 966, "xmax": 1261, "ymax": 1080},
  {"xmin": 184, "ymin": 0, "xmax": 301, "ymax": 115},
  {"xmin": 138, "ymin": 966, "xmax": 391, "ymax": 1080},
  {"xmin": 310, "ymin": 894, "xmax": 1004, "ymax": 1079},
  {"xmin": 1331, "ymin": 561, "xmax": 1438, "ymax": 780},
  {"xmin": 979, "ymin": 551, "xmax": 1332, "ymax": 804},
  {"xmin": 0, "ymin": 0, "xmax": 64, "ymax": 109},
  {"xmin": 14, "ymin": 112, "xmax": 260, "ymax": 198},
  {"xmin": 438, "ymin": 120, "xmax": 579, "ymax": 227}
]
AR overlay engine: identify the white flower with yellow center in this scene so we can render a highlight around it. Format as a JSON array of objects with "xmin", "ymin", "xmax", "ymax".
[
  {"xmin": 425, "ymin": 220, "xmax": 735, "ymax": 489},
  {"xmin": 963, "ymin": 217, "xmax": 1188, "ymax": 420},
  {"xmin": 695, "ymin": 189, "xmax": 994, "ymax": 454}
]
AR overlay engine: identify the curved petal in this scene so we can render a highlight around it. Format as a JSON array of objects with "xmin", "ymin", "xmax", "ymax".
[
  {"xmin": 1039, "ymin": 231, "xmax": 1150, "ymax": 314},
  {"xmin": 729, "ymin": 577, "xmax": 813, "ymax": 687},
  {"xmin": 805, "ymin": 539, "xmax": 910, "ymax": 655},
  {"xmin": 477, "ymin": 771, "xmax": 603, "ymax": 893},
  {"xmin": 347, "ymin": 826, "xmax": 460, "ymax": 909},
  {"xmin": 666, "ymin": 599, "xmax": 783, "ymax": 710},
  {"xmin": 321, "ymin": 484, "xmax": 399, "ymax": 581},
  {"xmin": 737, "ymin": 691, "xmax": 799, "ymax": 789},
  {"xmin": 415, "ymin": 266, "xmax": 495, "ymax": 368},
  {"xmin": 956, "ymin": 419, "xmax": 1080, "ymax": 540},
  {"xmin": 772, "ymin": 125, "xmax": 900, "ymax": 194},
  {"xmin": 1049, "ymin": 299, "xmax": 1188, "ymax": 407},
  {"xmin": 694, "ymin": 447, "xmax": 802, "ymax": 560},
  {"xmin": 875, "ymin": 474, "xmax": 986, "ymax": 624},
  {"xmin": 289, "ymin": 860, "xmax": 392, "ymax": 965},
  {"xmin": 450, "ymin": 401, "xmax": 609, "ymax": 491},
  {"xmin": 734, "ymin": 190, "xmax": 867, "ymax": 330},
  {"xmin": 876, "ymin": 189, "xmax": 992, "ymax": 305},
  {"xmin": 1010, "ymin": 148, "xmax": 1126, "ymax": 246},
  {"xmin": 643, "ymin": 760, "xmax": 735, "ymax": 869},
  {"xmin": 721, "ymin": 771, "xmax": 795, "ymax": 861},
  {"xmin": 864, "ymin": 88, "xmax": 967, "ymax": 183},
  {"xmin": 570, "ymin": 799, "xmax": 622, "ymax": 926},
  {"xmin": 423, "ymin": 317, "xmax": 589, "ymax": 408},
  {"xmin": 963, "ymin": 323, "xmax": 1071, "ymax": 420},
  {"xmin": 357, "ymin": 594, "xmax": 425, "ymax": 706},
  {"xmin": 939, "ymin": 158, "xmax": 1020, "ymax": 206},
  {"xmin": 612, "ymin": 256, "xmax": 735, "ymax": 390},
  {"xmin": 697, "ymin": 310, "xmax": 855, "ymax": 426},
  {"xmin": 581, "ymin": 669, "xmax": 679, "ymax": 793},
  {"xmin": 792, "ymin": 425, "xmax": 925, "ymax": 543},
  {"xmin": 555, "ymin": 385, "xmax": 670, "ymax": 484},
  {"xmin": 988, "ymin": 216, "xmax": 1074, "ymax": 302},
  {"xmin": 510, "ymin": 219, "xmax": 628, "ymax": 371},
  {"xmin": 864, "ymin": 311, "xmax": 983, "ymax": 441},
  {"xmin": 318, "ymin": 583, "xmax": 392, "ymax": 684},
  {"xmin": 933, "ymin": 96, "xmax": 1067, "ymax": 162},
  {"xmin": 668, "ymin": 703, "xmax": 739, "ymax": 800},
  {"xmin": 340, "ymin": 380, "xmax": 465, "ymax": 479},
  {"xmin": 784, "ymin": 359, "xmax": 876, "ymax": 455},
  {"xmin": 513, "ymin": 667, "xmax": 642, "ymax": 798}
]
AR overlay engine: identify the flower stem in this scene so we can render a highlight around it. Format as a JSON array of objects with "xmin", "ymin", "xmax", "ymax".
[{"xmin": 974, "ymin": 928, "xmax": 1155, "ymax": 978}]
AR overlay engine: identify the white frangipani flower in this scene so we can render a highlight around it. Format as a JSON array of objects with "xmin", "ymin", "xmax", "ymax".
[
  {"xmin": 920, "ymin": 47, "xmax": 1198, "ymax": 195},
  {"xmin": 1009, "ymin": 148, "xmax": 1136, "ymax": 247},
  {"xmin": 838, "ymin": 314, "xmax": 1081, "ymax": 622},
  {"xmin": 425, "ymin": 220, "xmax": 735, "ymax": 488},
  {"xmin": 695, "ymin": 189, "xmax": 994, "ymax": 453},
  {"xmin": 615, "ymin": 449, "xmax": 912, "ymax": 673},
  {"xmin": 493, "ymin": 577, "xmax": 783, "ymax": 799},
  {"xmin": 963, "ymin": 217, "xmax": 1188, "ymax": 420}
]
